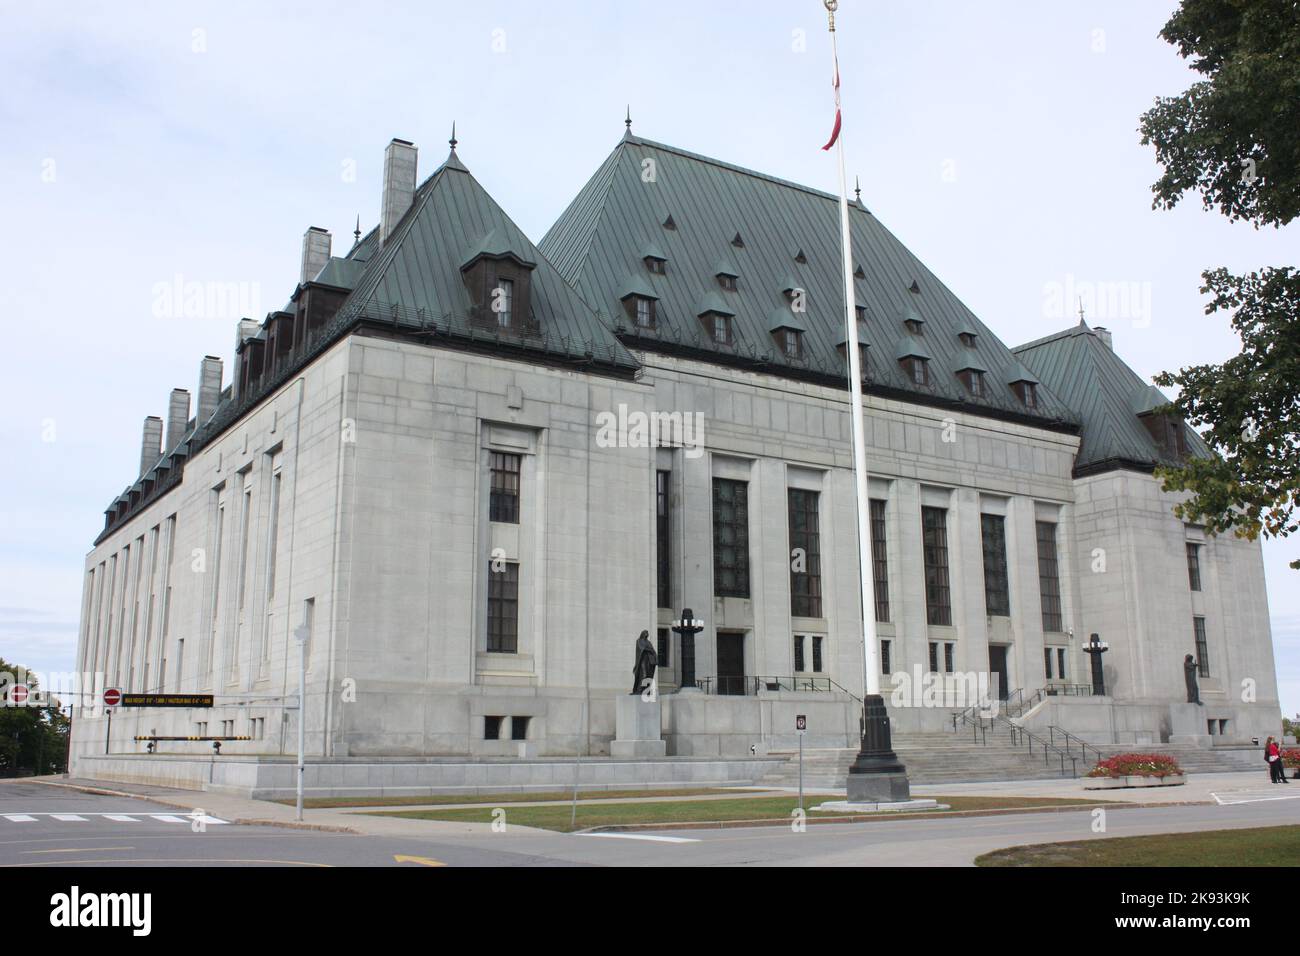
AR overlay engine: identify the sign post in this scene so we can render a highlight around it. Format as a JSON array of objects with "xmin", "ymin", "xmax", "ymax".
[
  {"xmin": 293, "ymin": 621, "xmax": 309, "ymax": 822},
  {"xmin": 795, "ymin": 714, "xmax": 808, "ymax": 812},
  {"xmin": 103, "ymin": 688, "xmax": 121, "ymax": 755}
]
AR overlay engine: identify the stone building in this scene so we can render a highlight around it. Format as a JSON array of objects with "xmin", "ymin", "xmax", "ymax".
[{"xmin": 69, "ymin": 128, "xmax": 1279, "ymax": 777}]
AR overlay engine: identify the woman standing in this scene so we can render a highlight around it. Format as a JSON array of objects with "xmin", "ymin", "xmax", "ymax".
[{"xmin": 1265, "ymin": 736, "xmax": 1288, "ymax": 784}]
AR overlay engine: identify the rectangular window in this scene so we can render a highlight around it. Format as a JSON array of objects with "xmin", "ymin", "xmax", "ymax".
[
  {"xmin": 636, "ymin": 297, "xmax": 655, "ymax": 329},
  {"xmin": 484, "ymin": 716, "xmax": 503, "ymax": 740},
  {"xmin": 1194, "ymin": 616, "xmax": 1210, "ymax": 677},
  {"xmin": 812, "ymin": 635, "xmax": 823, "ymax": 673},
  {"xmin": 656, "ymin": 470, "xmax": 671, "ymax": 608},
  {"xmin": 1036, "ymin": 521, "xmax": 1063, "ymax": 632},
  {"xmin": 980, "ymin": 513, "xmax": 1010, "ymax": 616},
  {"xmin": 656, "ymin": 627, "xmax": 669, "ymax": 667},
  {"xmin": 880, "ymin": 639, "xmax": 891, "ymax": 675},
  {"xmin": 928, "ymin": 641, "xmax": 939, "ymax": 673},
  {"xmin": 788, "ymin": 488, "xmax": 821, "ymax": 617},
  {"xmin": 870, "ymin": 498, "xmax": 890, "ymax": 622},
  {"xmin": 489, "ymin": 452, "xmax": 521, "ymax": 523},
  {"xmin": 1044, "ymin": 647, "xmax": 1054, "ymax": 680},
  {"xmin": 921, "ymin": 506, "xmax": 951, "ymax": 626},
  {"xmin": 487, "ymin": 563, "xmax": 519, "ymax": 653},
  {"xmin": 793, "ymin": 635, "xmax": 805, "ymax": 672},
  {"xmin": 944, "ymin": 642, "xmax": 955, "ymax": 674},
  {"xmin": 1057, "ymin": 647, "xmax": 1067, "ymax": 680},
  {"xmin": 495, "ymin": 278, "xmax": 513, "ymax": 327},
  {"xmin": 783, "ymin": 329, "xmax": 802, "ymax": 359},
  {"xmin": 713, "ymin": 314, "xmax": 732, "ymax": 343},
  {"xmin": 511, "ymin": 716, "xmax": 530, "ymax": 741},
  {"xmin": 1186, "ymin": 542, "xmax": 1202, "ymax": 592},
  {"xmin": 237, "ymin": 483, "xmax": 253, "ymax": 610},
  {"xmin": 265, "ymin": 472, "xmax": 282, "ymax": 599},
  {"xmin": 712, "ymin": 478, "xmax": 750, "ymax": 598}
]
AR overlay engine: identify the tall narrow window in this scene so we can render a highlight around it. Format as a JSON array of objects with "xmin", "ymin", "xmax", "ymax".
[
  {"xmin": 788, "ymin": 489, "xmax": 821, "ymax": 617},
  {"xmin": 793, "ymin": 635, "xmax": 805, "ymax": 672},
  {"xmin": 159, "ymin": 515, "xmax": 175, "ymax": 691},
  {"xmin": 1057, "ymin": 647, "xmax": 1067, "ymax": 680},
  {"xmin": 1044, "ymin": 647, "xmax": 1054, "ymax": 679},
  {"xmin": 237, "ymin": 483, "xmax": 253, "ymax": 611},
  {"xmin": 635, "ymin": 297, "xmax": 655, "ymax": 329},
  {"xmin": 812, "ymin": 635, "xmax": 823, "ymax": 673},
  {"xmin": 489, "ymin": 452, "xmax": 521, "ymax": 523},
  {"xmin": 921, "ymin": 506, "xmax": 951, "ymax": 626},
  {"xmin": 1186, "ymin": 542, "xmax": 1202, "ymax": 591},
  {"xmin": 712, "ymin": 478, "xmax": 750, "ymax": 598},
  {"xmin": 656, "ymin": 627, "xmax": 669, "ymax": 667},
  {"xmin": 870, "ymin": 498, "xmax": 890, "ymax": 622},
  {"xmin": 928, "ymin": 641, "xmax": 939, "ymax": 673},
  {"xmin": 980, "ymin": 513, "xmax": 1010, "ymax": 616},
  {"xmin": 265, "ymin": 472, "xmax": 282, "ymax": 600},
  {"xmin": 208, "ymin": 501, "xmax": 226, "ymax": 677},
  {"xmin": 487, "ymin": 562, "xmax": 519, "ymax": 653},
  {"xmin": 1193, "ymin": 616, "xmax": 1210, "ymax": 677},
  {"xmin": 1036, "ymin": 521, "xmax": 1062, "ymax": 632},
  {"xmin": 880, "ymin": 639, "xmax": 891, "ymax": 675},
  {"xmin": 656, "ymin": 470, "xmax": 671, "ymax": 608},
  {"xmin": 494, "ymin": 278, "xmax": 514, "ymax": 327}
]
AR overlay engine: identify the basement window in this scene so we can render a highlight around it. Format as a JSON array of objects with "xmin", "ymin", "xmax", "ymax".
[
  {"xmin": 511, "ymin": 716, "xmax": 530, "ymax": 741},
  {"xmin": 484, "ymin": 716, "xmax": 504, "ymax": 740}
]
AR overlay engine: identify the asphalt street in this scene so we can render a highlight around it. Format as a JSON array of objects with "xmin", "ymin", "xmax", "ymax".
[{"xmin": 3, "ymin": 779, "xmax": 1300, "ymax": 866}]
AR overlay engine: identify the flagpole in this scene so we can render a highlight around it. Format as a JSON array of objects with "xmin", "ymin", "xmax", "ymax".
[{"xmin": 823, "ymin": 0, "xmax": 879, "ymax": 699}]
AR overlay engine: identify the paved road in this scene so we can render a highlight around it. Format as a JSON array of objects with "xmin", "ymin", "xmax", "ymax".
[{"xmin": 4, "ymin": 780, "xmax": 1300, "ymax": 866}]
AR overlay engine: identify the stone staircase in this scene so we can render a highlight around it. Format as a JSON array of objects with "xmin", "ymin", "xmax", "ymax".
[{"xmin": 758, "ymin": 730, "xmax": 1270, "ymax": 790}]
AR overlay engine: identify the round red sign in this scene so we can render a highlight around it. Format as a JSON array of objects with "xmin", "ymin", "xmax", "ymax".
[
  {"xmin": 103, "ymin": 688, "xmax": 121, "ymax": 708},
  {"xmin": 11, "ymin": 684, "xmax": 28, "ymax": 705}
]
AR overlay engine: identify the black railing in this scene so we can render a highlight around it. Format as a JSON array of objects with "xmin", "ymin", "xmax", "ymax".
[
  {"xmin": 689, "ymin": 675, "xmax": 862, "ymax": 703},
  {"xmin": 1043, "ymin": 683, "xmax": 1095, "ymax": 698},
  {"xmin": 1047, "ymin": 726, "xmax": 1104, "ymax": 766}
]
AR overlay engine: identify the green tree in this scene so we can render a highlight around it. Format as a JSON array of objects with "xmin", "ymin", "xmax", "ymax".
[
  {"xmin": 1139, "ymin": 0, "xmax": 1300, "ymax": 563},
  {"xmin": 0, "ymin": 658, "xmax": 70, "ymax": 776}
]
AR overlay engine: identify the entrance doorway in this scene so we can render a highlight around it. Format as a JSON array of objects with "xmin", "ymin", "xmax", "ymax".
[
  {"xmin": 717, "ymin": 631, "xmax": 746, "ymax": 695},
  {"xmin": 988, "ymin": 645, "xmax": 1010, "ymax": 701}
]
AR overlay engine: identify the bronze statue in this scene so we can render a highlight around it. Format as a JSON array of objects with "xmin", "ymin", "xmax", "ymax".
[
  {"xmin": 1184, "ymin": 654, "xmax": 1201, "ymax": 705},
  {"xmin": 631, "ymin": 629, "xmax": 657, "ymax": 695}
]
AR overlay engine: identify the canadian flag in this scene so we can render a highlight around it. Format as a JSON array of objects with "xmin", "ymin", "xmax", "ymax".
[{"xmin": 822, "ymin": 49, "xmax": 842, "ymax": 150}]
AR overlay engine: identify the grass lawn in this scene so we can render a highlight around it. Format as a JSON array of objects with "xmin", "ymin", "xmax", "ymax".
[
  {"xmin": 976, "ymin": 825, "xmax": 1300, "ymax": 867},
  {"xmin": 277, "ymin": 788, "xmax": 743, "ymax": 809},
  {"xmin": 368, "ymin": 794, "xmax": 1116, "ymax": 832}
]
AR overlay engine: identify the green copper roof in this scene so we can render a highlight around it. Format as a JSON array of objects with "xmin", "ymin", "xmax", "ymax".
[
  {"xmin": 540, "ymin": 133, "xmax": 1075, "ymax": 423},
  {"xmin": 333, "ymin": 152, "xmax": 637, "ymax": 373},
  {"xmin": 1013, "ymin": 321, "xmax": 1210, "ymax": 473}
]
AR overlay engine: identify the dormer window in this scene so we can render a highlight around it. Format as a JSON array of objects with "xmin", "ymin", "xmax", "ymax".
[
  {"xmin": 780, "ymin": 328, "xmax": 803, "ymax": 359},
  {"xmin": 493, "ymin": 279, "xmax": 514, "ymax": 327},
  {"xmin": 904, "ymin": 318, "xmax": 923, "ymax": 335},
  {"xmin": 959, "ymin": 332, "xmax": 976, "ymax": 347},
  {"xmin": 632, "ymin": 296, "xmax": 656, "ymax": 330},
  {"xmin": 855, "ymin": 305, "xmax": 867, "ymax": 323},
  {"xmin": 958, "ymin": 368, "xmax": 985, "ymax": 397},
  {"xmin": 902, "ymin": 356, "xmax": 930, "ymax": 386},
  {"xmin": 1013, "ymin": 381, "xmax": 1038, "ymax": 408},
  {"xmin": 645, "ymin": 256, "xmax": 666, "ymax": 275},
  {"xmin": 1141, "ymin": 412, "xmax": 1189, "ymax": 458},
  {"xmin": 718, "ymin": 273, "xmax": 737, "ymax": 292},
  {"xmin": 838, "ymin": 342, "xmax": 870, "ymax": 380},
  {"xmin": 710, "ymin": 313, "xmax": 733, "ymax": 344}
]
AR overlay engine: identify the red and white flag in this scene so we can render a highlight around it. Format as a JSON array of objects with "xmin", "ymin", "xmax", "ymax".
[{"xmin": 821, "ymin": 49, "xmax": 842, "ymax": 150}]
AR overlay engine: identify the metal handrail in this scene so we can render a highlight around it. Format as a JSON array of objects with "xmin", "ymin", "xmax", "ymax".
[
  {"xmin": 1047, "ymin": 726, "xmax": 1104, "ymax": 766},
  {"xmin": 951, "ymin": 703, "xmax": 989, "ymax": 745},
  {"xmin": 992, "ymin": 712, "xmax": 1078, "ymax": 777}
]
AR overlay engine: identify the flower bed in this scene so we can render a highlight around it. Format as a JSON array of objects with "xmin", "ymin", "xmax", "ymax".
[
  {"xmin": 1282, "ymin": 747, "xmax": 1300, "ymax": 769},
  {"xmin": 1086, "ymin": 753, "xmax": 1183, "ymax": 779}
]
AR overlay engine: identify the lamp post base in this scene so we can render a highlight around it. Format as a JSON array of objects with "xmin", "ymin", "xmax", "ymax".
[{"xmin": 846, "ymin": 694, "xmax": 911, "ymax": 803}]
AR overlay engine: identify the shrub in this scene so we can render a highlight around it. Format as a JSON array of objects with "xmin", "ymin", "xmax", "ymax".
[
  {"xmin": 1282, "ymin": 747, "xmax": 1300, "ymax": 769},
  {"xmin": 1086, "ymin": 753, "xmax": 1183, "ymax": 778}
]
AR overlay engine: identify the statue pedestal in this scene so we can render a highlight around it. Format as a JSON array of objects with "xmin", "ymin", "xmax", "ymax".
[
  {"xmin": 611, "ymin": 696, "xmax": 665, "ymax": 758},
  {"xmin": 1168, "ymin": 702, "xmax": 1211, "ymax": 748}
]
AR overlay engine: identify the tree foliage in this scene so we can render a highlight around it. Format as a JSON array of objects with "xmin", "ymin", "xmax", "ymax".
[
  {"xmin": 1139, "ymin": 0, "xmax": 1300, "ymax": 227},
  {"xmin": 0, "ymin": 658, "xmax": 70, "ymax": 776}
]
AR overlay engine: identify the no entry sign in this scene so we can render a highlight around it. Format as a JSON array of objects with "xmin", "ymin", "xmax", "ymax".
[
  {"xmin": 10, "ymin": 684, "xmax": 28, "ymax": 705},
  {"xmin": 103, "ymin": 687, "xmax": 121, "ymax": 708}
]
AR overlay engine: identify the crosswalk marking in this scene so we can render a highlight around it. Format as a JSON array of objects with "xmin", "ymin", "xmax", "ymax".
[{"xmin": 0, "ymin": 812, "xmax": 230, "ymax": 825}]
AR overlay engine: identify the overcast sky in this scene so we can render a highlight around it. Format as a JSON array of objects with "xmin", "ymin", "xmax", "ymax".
[{"xmin": 2, "ymin": 1, "xmax": 1297, "ymax": 713}]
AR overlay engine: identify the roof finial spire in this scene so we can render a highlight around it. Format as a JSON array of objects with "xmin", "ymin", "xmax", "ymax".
[
  {"xmin": 1078, "ymin": 297, "xmax": 1086, "ymax": 323},
  {"xmin": 854, "ymin": 176, "xmax": 861, "ymax": 203},
  {"xmin": 449, "ymin": 121, "xmax": 458, "ymax": 152},
  {"xmin": 625, "ymin": 105, "xmax": 632, "ymax": 131},
  {"xmin": 354, "ymin": 214, "xmax": 361, "ymax": 243}
]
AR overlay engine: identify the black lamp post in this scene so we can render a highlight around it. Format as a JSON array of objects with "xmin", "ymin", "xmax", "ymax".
[
  {"xmin": 671, "ymin": 609, "xmax": 704, "ymax": 690},
  {"xmin": 1083, "ymin": 633, "xmax": 1109, "ymax": 696}
]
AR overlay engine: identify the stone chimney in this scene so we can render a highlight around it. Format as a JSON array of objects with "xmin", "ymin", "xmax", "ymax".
[
  {"xmin": 380, "ymin": 138, "xmax": 418, "ymax": 246},
  {"xmin": 197, "ymin": 356, "xmax": 223, "ymax": 425},
  {"xmin": 1094, "ymin": 326, "xmax": 1113, "ymax": 349},
  {"xmin": 300, "ymin": 227, "xmax": 331, "ymax": 284},
  {"xmin": 166, "ymin": 388, "xmax": 190, "ymax": 452},
  {"xmin": 139, "ymin": 416, "xmax": 163, "ymax": 477}
]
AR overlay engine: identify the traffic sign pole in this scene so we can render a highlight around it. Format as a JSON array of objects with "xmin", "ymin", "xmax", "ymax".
[
  {"xmin": 796, "ymin": 714, "xmax": 807, "ymax": 814},
  {"xmin": 102, "ymin": 688, "xmax": 121, "ymax": 755}
]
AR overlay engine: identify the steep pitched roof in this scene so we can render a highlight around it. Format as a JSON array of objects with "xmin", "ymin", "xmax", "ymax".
[
  {"xmin": 330, "ymin": 152, "xmax": 638, "ymax": 373},
  {"xmin": 1013, "ymin": 321, "xmax": 1212, "ymax": 474},
  {"xmin": 540, "ymin": 132, "xmax": 1076, "ymax": 428}
]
